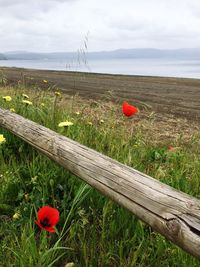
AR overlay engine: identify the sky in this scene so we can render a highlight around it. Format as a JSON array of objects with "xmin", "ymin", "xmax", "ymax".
[{"xmin": 0, "ymin": 0, "xmax": 200, "ymax": 52}]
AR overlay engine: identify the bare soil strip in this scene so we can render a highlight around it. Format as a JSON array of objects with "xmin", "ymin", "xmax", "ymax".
[{"xmin": 1, "ymin": 67, "xmax": 200, "ymax": 121}]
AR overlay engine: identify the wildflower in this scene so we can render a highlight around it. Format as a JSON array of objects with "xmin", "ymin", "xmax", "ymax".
[
  {"xmin": 65, "ymin": 263, "xmax": 75, "ymax": 267},
  {"xmin": 35, "ymin": 206, "xmax": 60, "ymax": 233},
  {"xmin": 2, "ymin": 96, "xmax": 12, "ymax": 102},
  {"xmin": 31, "ymin": 176, "xmax": 38, "ymax": 184},
  {"xmin": 22, "ymin": 93, "xmax": 29, "ymax": 99},
  {"xmin": 24, "ymin": 193, "xmax": 29, "ymax": 201},
  {"xmin": 54, "ymin": 91, "xmax": 61, "ymax": 96},
  {"xmin": 0, "ymin": 134, "xmax": 6, "ymax": 144},
  {"xmin": 41, "ymin": 103, "xmax": 45, "ymax": 107},
  {"xmin": 167, "ymin": 145, "xmax": 178, "ymax": 153},
  {"xmin": 22, "ymin": 100, "xmax": 32, "ymax": 105},
  {"xmin": 87, "ymin": 122, "xmax": 93, "ymax": 125},
  {"xmin": 168, "ymin": 145, "xmax": 174, "ymax": 151},
  {"xmin": 43, "ymin": 79, "xmax": 48, "ymax": 83},
  {"xmin": 13, "ymin": 212, "xmax": 21, "ymax": 220},
  {"xmin": 122, "ymin": 101, "xmax": 139, "ymax": 117},
  {"xmin": 100, "ymin": 119, "xmax": 104, "ymax": 123},
  {"xmin": 58, "ymin": 121, "xmax": 73, "ymax": 127},
  {"xmin": 75, "ymin": 111, "xmax": 80, "ymax": 115},
  {"xmin": 10, "ymin": 108, "xmax": 16, "ymax": 113}
]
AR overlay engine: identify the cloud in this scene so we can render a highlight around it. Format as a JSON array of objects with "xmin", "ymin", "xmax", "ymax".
[{"xmin": 0, "ymin": 0, "xmax": 200, "ymax": 52}]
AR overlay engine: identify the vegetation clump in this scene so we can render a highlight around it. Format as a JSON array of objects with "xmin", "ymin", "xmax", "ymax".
[{"xmin": 0, "ymin": 84, "xmax": 200, "ymax": 266}]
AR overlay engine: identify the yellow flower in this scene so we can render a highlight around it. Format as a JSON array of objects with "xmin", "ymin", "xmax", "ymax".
[
  {"xmin": 65, "ymin": 263, "xmax": 75, "ymax": 267},
  {"xmin": 54, "ymin": 91, "xmax": 61, "ymax": 96},
  {"xmin": 75, "ymin": 111, "xmax": 80, "ymax": 115},
  {"xmin": 58, "ymin": 121, "xmax": 74, "ymax": 127},
  {"xmin": 2, "ymin": 96, "xmax": 12, "ymax": 102},
  {"xmin": 100, "ymin": 119, "xmax": 104, "ymax": 123},
  {"xmin": 24, "ymin": 193, "xmax": 29, "ymax": 201},
  {"xmin": 0, "ymin": 134, "xmax": 6, "ymax": 144},
  {"xmin": 31, "ymin": 176, "xmax": 38, "ymax": 184},
  {"xmin": 87, "ymin": 122, "xmax": 93, "ymax": 125},
  {"xmin": 10, "ymin": 108, "xmax": 16, "ymax": 113},
  {"xmin": 22, "ymin": 100, "xmax": 32, "ymax": 105},
  {"xmin": 13, "ymin": 212, "xmax": 21, "ymax": 220},
  {"xmin": 22, "ymin": 93, "xmax": 29, "ymax": 99},
  {"xmin": 41, "ymin": 103, "xmax": 45, "ymax": 107},
  {"xmin": 43, "ymin": 79, "xmax": 48, "ymax": 83}
]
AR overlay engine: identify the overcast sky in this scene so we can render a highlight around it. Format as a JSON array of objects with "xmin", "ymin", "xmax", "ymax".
[{"xmin": 0, "ymin": 0, "xmax": 200, "ymax": 52}]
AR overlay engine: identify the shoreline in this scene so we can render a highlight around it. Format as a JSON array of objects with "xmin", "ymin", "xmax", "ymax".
[
  {"xmin": 1, "ymin": 64, "xmax": 200, "ymax": 81},
  {"xmin": 1, "ymin": 66, "xmax": 200, "ymax": 121}
]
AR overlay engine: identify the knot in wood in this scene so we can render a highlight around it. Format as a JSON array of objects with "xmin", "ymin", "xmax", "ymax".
[{"xmin": 166, "ymin": 218, "xmax": 181, "ymax": 238}]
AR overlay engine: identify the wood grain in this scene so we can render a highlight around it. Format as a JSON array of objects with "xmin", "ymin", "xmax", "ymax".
[{"xmin": 1, "ymin": 107, "xmax": 200, "ymax": 260}]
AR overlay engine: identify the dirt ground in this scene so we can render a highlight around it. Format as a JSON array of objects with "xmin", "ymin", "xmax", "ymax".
[{"xmin": 1, "ymin": 66, "xmax": 200, "ymax": 122}]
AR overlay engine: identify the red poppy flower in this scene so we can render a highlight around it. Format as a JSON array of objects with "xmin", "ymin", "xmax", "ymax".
[
  {"xmin": 35, "ymin": 206, "xmax": 59, "ymax": 233},
  {"xmin": 168, "ymin": 145, "xmax": 174, "ymax": 151},
  {"xmin": 122, "ymin": 101, "xmax": 139, "ymax": 117}
]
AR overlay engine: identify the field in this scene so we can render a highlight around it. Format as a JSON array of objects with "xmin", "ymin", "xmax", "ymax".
[
  {"xmin": 0, "ymin": 69, "xmax": 200, "ymax": 266},
  {"xmin": 1, "ymin": 66, "xmax": 200, "ymax": 121}
]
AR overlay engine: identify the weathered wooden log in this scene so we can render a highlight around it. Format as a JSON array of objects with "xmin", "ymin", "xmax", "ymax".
[{"xmin": 1, "ymin": 107, "xmax": 200, "ymax": 260}]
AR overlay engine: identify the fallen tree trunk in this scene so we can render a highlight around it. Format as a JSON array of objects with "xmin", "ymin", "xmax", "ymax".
[{"xmin": 1, "ymin": 107, "xmax": 200, "ymax": 260}]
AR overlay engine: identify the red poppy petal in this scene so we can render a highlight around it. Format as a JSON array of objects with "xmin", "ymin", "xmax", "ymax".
[
  {"xmin": 123, "ymin": 101, "xmax": 129, "ymax": 106},
  {"xmin": 45, "ymin": 227, "xmax": 56, "ymax": 233},
  {"xmin": 37, "ymin": 206, "xmax": 60, "ymax": 226},
  {"xmin": 47, "ymin": 209, "xmax": 59, "ymax": 225},
  {"xmin": 35, "ymin": 220, "xmax": 56, "ymax": 232},
  {"xmin": 122, "ymin": 102, "xmax": 138, "ymax": 117},
  {"xmin": 37, "ymin": 206, "xmax": 50, "ymax": 219},
  {"xmin": 35, "ymin": 219, "xmax": 43, "ymax": 229}
]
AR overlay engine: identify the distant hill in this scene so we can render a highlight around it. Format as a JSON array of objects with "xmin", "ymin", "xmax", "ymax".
[
  {"xmin": 0, "ymin": 53, "xmax": 6, "ymax": 60},
  {"xmin": 3, "ymin": 48, "xmax": 200, "ymax": 60}
]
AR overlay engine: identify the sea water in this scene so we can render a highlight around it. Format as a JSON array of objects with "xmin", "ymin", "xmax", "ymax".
[{"xmin": 0, "ymin": 58, "xmax": 200, "ymax": 79}]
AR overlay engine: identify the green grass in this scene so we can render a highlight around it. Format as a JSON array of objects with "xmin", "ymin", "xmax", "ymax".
[{"xmin": 0, "ymin": 84, "xmax": 200, "ymax": 266}]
